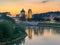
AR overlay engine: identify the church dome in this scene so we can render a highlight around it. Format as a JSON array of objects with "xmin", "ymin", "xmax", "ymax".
[{"xmin": 21, "ymin": 9, "xmax": 25, "ymax": 13}]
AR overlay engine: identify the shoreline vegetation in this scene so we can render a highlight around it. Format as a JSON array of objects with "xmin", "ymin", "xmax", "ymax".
[
  {"xmin": 0, "ymin": 34, "xmax": 26, "ymax": 45},
  {"xmin": 0, "ymin": 15, "xmax": 27, "ymax": 45},
  {"xmin": 20, "ymin": 22, "xmax": 60, "ymax": 27},
  {"xmin": 38, "ymin": 23, "xmax": 60, "ymax": 27}
]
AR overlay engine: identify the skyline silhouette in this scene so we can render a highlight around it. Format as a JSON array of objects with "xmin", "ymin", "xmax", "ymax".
[{"xmin": 0, "ymin": 0, "xmax": 60, "ymax": 16}]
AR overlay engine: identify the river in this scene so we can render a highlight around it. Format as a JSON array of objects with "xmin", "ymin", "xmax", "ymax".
[{"xmin": 7, "ymin": 26, "xmax": 60, "ymax": 45}]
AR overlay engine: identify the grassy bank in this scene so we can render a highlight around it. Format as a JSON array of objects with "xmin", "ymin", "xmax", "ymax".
[
  {"xmin": 0, "ymin": 20, "xmax": 27, "ymax": 42},
  {"xmin": 0, "ymin": 15, "xmax": 27, "ymax": 44}
]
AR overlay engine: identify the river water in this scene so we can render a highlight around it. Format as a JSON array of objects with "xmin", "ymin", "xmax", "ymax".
[{"xmin": 7, "ymin": 26, "xmax": 60, "ymax": 45}]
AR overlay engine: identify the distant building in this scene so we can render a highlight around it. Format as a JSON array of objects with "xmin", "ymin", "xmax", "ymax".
[
  {"xmin": 20, "ymin": 9, "xmax": 26, "ymax": 21},
  {"xmin": 16, "ymin": 14, "xmax": 20, "ymax": 18},
  {"xmin": 0, "ymin": 12, "xmax": 11, "ymax": 22},
  {"xmin": 15, "ymin": 14, "xmax": 20, "ymax": 21},
  {"xmin": 0, "ymin": 12, "xmax": 11, "ymax": 17},
  {"xmin": 32, "ymin": 14, "xmax": 50, "ymax": 21},
  {"xmin": 28, "ymin": 9, "xmax": 32, "ymax": 19},
  {"xmin": 21, "ymin": 9, "xmax": 25, "ymax": 17}
]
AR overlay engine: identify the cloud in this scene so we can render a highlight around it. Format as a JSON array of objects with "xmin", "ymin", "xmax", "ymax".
[{"xmin": 41, "ymin": 0, "xmax": 50, "ymax": 3}]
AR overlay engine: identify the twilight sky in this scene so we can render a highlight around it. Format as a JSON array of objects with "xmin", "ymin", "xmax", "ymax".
[{"xmin": 0, "ymin": 0, "xmax": 60, "ymax": 16}]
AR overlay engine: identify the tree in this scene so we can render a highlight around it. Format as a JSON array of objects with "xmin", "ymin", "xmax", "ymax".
[{"xmin": 0, "ymin": 20, "xmax": 15, "ymax": 41}]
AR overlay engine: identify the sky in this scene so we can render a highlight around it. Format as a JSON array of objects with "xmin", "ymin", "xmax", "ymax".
[{"xmin": 0, "ymin": 0, "xmax": 60, "ymax": 16}]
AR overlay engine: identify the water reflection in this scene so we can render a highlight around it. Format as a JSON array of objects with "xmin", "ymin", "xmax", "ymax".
[
  {"xmin": 7, "ymin": 26, "xmax": 60, "ymax": 45},
  {"xmin": 28, "ymin": 28, "xmax": 32, "ymax": 39}
]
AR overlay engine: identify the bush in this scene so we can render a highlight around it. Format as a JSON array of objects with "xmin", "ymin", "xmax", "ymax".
[
  {"xmin": 0, "ymin": 13, "xmax": 27, "ymax": 42},
  {"xmin": 0, "ymin": 19, "xmax": 26, "ymax": 42},
  {"xmin": 0, "ymin": 20, "xmax": 15, "ymax": 41}
]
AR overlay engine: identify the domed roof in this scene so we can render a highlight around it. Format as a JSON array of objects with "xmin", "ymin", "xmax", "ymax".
[
  {"xmin": 21, "ymin": 9, "xmax": 25, "ymax": 12},
  {"xmin": 28, "ymin": 9, "xmax": 32, "ymax": 13},
  {"xmin": 28, "ymin": 9, "xmax": 32, "ymax": 11}
]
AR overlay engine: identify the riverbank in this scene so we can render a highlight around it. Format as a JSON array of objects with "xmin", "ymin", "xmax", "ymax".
[
  {"xmin": 38, "ymin": 23, "xmax": 60, "ymax": 27},
  {"xmin": 0, "ymin": 34, "xmax": 27, "ymax": 45},
  {"xmin": 0, "ymin": 15, "xmax": 27, "ymax": 45},
  {"xmin": 16, "ymin": 21, "xmax": 59, "ymax": 26},
  {"xmin": 0, "ymin": 21, "xmax": 27, "ymax": 45}
]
